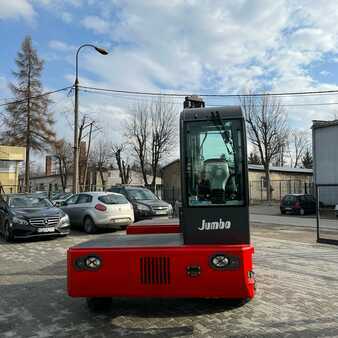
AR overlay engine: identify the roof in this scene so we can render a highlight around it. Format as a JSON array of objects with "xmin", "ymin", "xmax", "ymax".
[
  {"xmin": 248, "ymin": 164, "xmax": 312, "ymax": 174},
  {"xmin": 181, "ymin": 106, "xmax": 243, "ymax": 121},
  {"xmin": 312, "ymin": 120, "xmax": 338, "ymax": 129},
  {"xmin": 162, "ymin": 159, "xmax": 312, "ymax": 174}
]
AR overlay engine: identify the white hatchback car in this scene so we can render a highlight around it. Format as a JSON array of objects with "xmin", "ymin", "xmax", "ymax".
[{"xmin": 61, "ymin": 192, "xmax": 134, "ymax": 233}]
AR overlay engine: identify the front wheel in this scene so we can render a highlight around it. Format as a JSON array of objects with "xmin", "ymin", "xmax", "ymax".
[
  {"xmin": 83, "ymin": 217, "xmax": 97, "ymax": 234},
  {"xmin": 4, "ymin": 222, "xmax": 13, "ymax": 242},
  {"xmin": 86, "ymin": 297, "xmax": 112, "ymax": 311}
]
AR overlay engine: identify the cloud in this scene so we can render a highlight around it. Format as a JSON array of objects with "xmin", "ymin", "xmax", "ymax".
[
  {"xmin": 81, "ymin": 15, "xmax": 110, "ymax": 34},
  {"xmin": 61, "ymin": 11, "xmax": 72, "ymax": 23},
  {"xmin": 49, "ymin": 40, "xmax": 75, "ymax": 52},
  {"xmin": 18, "ymin": 1, "xmax": 338, "ymax": 142},
  {"xmin": 0, "ymin": 0, "xmax": 35, "ymax": 20}
]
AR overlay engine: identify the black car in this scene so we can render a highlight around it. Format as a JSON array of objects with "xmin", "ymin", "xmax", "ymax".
[
  {"xmin": 280, "ymin": 194, "xmax": 316, "ymax": 215},
  {"xmin": 108, "ymin": 186, "xmax": 173, "ymax": 221},
  {"xmin": 0, "ymin": 194, "xmax": 70, "ymax": 242}
]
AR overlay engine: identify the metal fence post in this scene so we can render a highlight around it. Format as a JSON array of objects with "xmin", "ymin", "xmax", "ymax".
[{"xmin": 316, "ymin": 185, "xmax": 320, "ymax": 242}]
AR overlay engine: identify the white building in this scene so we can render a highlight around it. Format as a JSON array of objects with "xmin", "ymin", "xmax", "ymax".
[{"xmin": 312, "ymin": 120, "xmax": 338, "ymax": 205}]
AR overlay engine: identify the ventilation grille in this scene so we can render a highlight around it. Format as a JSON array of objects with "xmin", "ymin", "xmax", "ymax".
[{"xmin": 140, "ymin": 256, "xmax": 170, "ymax": 285}]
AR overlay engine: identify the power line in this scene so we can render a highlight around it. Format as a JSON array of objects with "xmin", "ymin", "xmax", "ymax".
[
  {"xmin": 79, "ymin": 85, "xmax": 338, "ymax": 98},
  {"xmin": 0, "ymin": 86, "xmax": 73, "ymax": 108},
  {"xmin": 81, "ymin": 88, "xmax": 338, "ymax": 108}
]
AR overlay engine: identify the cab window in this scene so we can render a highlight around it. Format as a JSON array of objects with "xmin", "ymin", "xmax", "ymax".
[{"xmin": 185, "ymin": 119, "xmax": 245, "ymax": 206}]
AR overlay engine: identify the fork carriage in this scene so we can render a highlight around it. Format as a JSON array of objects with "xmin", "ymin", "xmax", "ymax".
[{"xmin": 67, "ymin": 102, "xmax": 255, "ymax": 308}]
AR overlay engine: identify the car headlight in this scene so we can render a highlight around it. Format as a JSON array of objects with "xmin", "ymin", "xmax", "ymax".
[
  {"xmin": 135, "ymin": 203, "xmax": 150, "ymax": 211},
  {"xmin": 12, "ymin": 216, "xmax": 28, "ymax": 225},
  {"xmin": 59, "ymin": 214, "xmax": 69, "ymax": 227}
]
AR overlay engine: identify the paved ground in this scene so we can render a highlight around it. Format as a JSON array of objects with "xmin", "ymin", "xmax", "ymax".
[{"xmin": 1, "ymin": 222, "xmax": 338, "ymax": 338}]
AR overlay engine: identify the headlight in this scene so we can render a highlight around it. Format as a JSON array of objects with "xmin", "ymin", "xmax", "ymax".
[
  {"xmin": 209, "ymin": 254, "xmax": 240, "ymax": 270},
  {"xmin": 12, "ymin": 216, "xmax": 28, "ymax": 225},
  {"xmin": 211, "ymin": 255, "xmax": 230, "ymax": 268},
  {"xmin": 85, "ymin": 256, "xmax": 101, "ymax": 269},
  {"xmin": 59, "ymin": 214, "xmax": 69, "ymax": 226},
  {"xmin": 135, "ymin": 203, "xmax": 150, "ymax": 211}
]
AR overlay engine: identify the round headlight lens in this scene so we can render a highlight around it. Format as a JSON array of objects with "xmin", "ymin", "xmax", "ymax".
[
  {"xmin": 85, "ymin": 256, "xmax": 101, "ymax": 269},
  {"xmin": 211, "ymin": 255, "xmax": 229, "ymax": 268}
]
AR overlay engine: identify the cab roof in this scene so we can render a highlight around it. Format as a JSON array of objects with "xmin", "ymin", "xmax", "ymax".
[{"xmin": 180, "ymin": 106, "xmax": 243, "ymax": 121}]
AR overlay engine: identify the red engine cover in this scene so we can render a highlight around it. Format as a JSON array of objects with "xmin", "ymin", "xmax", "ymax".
[{"xmin": 68, "ymin": 236, "xmax": 255, "ymax": 300}]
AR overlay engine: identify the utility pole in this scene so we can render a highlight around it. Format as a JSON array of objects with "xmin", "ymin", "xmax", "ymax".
[
  {"xmin": 72, "ymin": 44, "xmax": 108, "ymax": 194},
  {"xmin": 73, "ymin": 75, "xmax": 79, "ymax": 193},
  {"xmin": 83, "ymin": 121, "xmax": 94, "ymax": 191}
]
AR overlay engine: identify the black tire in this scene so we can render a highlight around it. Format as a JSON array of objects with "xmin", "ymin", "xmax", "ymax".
[
  {"xmin": 280, "ymin": 209, "xmax": 286, "ymax": 215},
  {"xmin": 4, "ymin": 222, "xmax": 14, "ymax": 242},
  {"xmin": 86, "ymin": 297, "xmax": 112, "ymax": 311},
  {"xmin": 83, "ymin": 216, "xmax": 97, "ymax": 234}
]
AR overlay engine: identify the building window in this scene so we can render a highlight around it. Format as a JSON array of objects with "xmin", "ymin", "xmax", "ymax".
[{"xmin": 0, "ymin": 160, "xmax": 16, "ymax": 173}]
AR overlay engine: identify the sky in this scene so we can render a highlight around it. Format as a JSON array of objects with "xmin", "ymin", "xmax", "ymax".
[{"xmin": 1, "ymin": 0, "xmax": 338, "ymax": 162}]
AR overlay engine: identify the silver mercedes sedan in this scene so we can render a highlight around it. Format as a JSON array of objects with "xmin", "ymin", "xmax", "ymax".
[{"xmin": 60, "ymin": 192, "xmax": 134, "ymax": 233}]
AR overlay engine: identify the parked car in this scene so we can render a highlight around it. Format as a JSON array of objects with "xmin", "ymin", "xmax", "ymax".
[
  {"xmin": 51, "ymin": 192, "xmax": 73, "ymax": 207},
  {"xmin": 107, "ymin": 185, "xmax": 173, "ymax": 221},
  {"xmin": 280, "ymin": 194, "xmax": 316, "ymax": 215},
  {"xmin": 0, "ymin": 193, "xmax": 70, "ymax": 242},
  {"xmin": 60, "ymin": 192, "xmax": 134, "ymax": 233},
  {"xmin": 335, "ymin": 204, "xmax": 338, "ymax": 217}
]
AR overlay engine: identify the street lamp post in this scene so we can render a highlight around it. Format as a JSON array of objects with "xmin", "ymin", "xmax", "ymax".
[{"xmin": 73, "ymin": 44, "xmax": 108, "ymax": 194}]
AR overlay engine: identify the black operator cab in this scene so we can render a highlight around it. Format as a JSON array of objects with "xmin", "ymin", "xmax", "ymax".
[{"xmin": 180, "ymin": 106, "xmax": 249, "ymax": 244}]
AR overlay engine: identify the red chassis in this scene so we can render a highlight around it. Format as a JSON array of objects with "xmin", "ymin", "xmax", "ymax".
[{"xmin": 67, "ymin": 233, "xmax": 255, "ymax": 300}]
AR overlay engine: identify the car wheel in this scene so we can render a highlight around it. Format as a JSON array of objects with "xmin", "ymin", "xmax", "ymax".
[
  {"xmin": 83, "ymin": 216, "xmax": 97, "ymax": 234},
  {"xmin": 280, "ymin": 209, "xmax": 286, "ymax": 215},
  {"xmin": 299, "ymin": 208, "xmax": 305, "ymax": 216},
  {"xmin": 86, "ymin": 297, "xmax": 112, "ymax": 311},
  {"xmin": 4, "ymin": 222, "xmax": 13, "ymax": 242}
]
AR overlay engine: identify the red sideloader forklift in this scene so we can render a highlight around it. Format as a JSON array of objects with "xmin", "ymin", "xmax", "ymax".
[{"xmin": 67, "ymin": 97, "xmax": 255, "ymax": 309}]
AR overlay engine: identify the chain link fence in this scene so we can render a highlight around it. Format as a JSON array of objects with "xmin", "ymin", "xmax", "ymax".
[{"xmin": 249, "ymin": 180, "xmax": 314, "ymax": 203}]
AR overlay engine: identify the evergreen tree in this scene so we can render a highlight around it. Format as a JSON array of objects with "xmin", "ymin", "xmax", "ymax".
[
  {"xmin": 3, "ymin": 36, "xmax": 55, "ymax": 191},
  {"xmin": 301, "ymin": 148, "xmax": 313, "ymax": 169},
  {"xmin": 248, "ymin": 151, "xmax": 261, "ymax": 165}
]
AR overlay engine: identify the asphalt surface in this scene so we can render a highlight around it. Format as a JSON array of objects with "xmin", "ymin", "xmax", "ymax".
[{"xmin": 1, "ymin": 216, "xmax": 338, "ymax": 337}]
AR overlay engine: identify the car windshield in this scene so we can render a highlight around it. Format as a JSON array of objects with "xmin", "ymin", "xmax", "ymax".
[
  {"xmin": 126, "ymin": 188, "xmax": 157, "ymax": 200},
  {"xmin": 8, "ymin": 196, "xmax": 53, "ymax": 209},
  {"xmin": 52, "ymin": 192, "xmax": 72, "ymax": 200},
  {"xmin": 98, "ymin": 194, "xmax": 128, "ymax": 205}
]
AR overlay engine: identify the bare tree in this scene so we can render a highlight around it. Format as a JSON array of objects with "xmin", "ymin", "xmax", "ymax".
[
  {"xmin": 53, "ymin": 139, "xmax": 73, "ymax": 191},
  {"xmin": 149, "ymin": 98, "xmax": 177, "ymax": 190},
  {"xmin": 240, "ymin": 94, "xmax": 288, "ymax": 201},
  {"xmin": 125, "ymin": 103, "xmax": 149, "ymax": 185},
  {"xmin": 90, "ymin": 141, "xmax": 111, "ymax": 190},
  {"xmin": 287, "ymin": 130, "xmax": 309, "ymax": 168},
  {"xmin": 126, "ymin": 97, "xmax": 177, "ymax": 190},
  {"xmin": 112, "ymin": 144, "xmax": 131, "ymax": 184}
]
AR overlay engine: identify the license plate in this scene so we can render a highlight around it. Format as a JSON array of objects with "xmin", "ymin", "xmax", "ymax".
[
  {"xmin": 37, "ymin": 227, "xmax": 55, "ymax": 233},
  {"xmin": 285, "ymin": 208, "xmax": 292, "ymax": 211},
  {"xmin": 114, "ymin": 218, "xmax": 129, "ymax": 223},
  {"xmin": 155, "ymin": 210, "xmax": 167, "ymax": 215}
]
